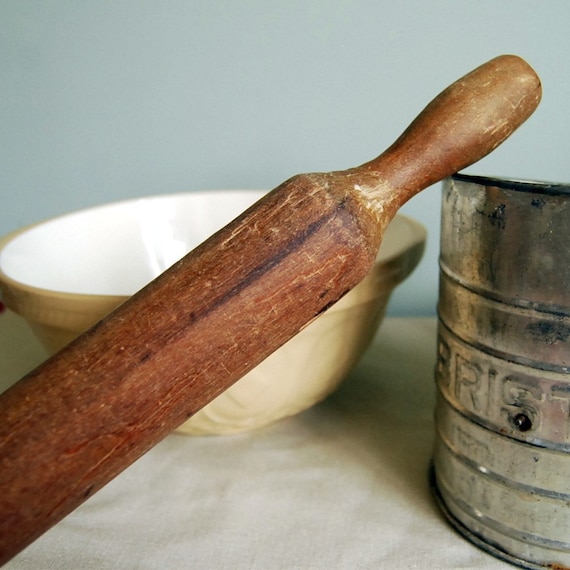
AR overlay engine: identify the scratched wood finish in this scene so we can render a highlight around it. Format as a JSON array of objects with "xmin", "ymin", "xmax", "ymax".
[{"xmin": 0, "ymin": 55, "xmax": 541, "ymax": 564}]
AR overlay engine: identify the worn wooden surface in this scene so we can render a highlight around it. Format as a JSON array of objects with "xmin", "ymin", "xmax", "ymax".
[{"xmin": 0, "ymin": 55, "xmax": 541, "ymax": 564}]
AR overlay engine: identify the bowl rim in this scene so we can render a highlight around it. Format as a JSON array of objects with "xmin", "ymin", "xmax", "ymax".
[{"xmin": 0, "ymin": 191, "xmax": 426, "ymax": 309}]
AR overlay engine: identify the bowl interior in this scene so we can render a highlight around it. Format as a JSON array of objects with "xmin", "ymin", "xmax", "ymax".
[
  {"xmin": 0, "ymin": 191, "xmax": 424, "ymax": 297},
  {"xmin": 0, "ymin": 191, "xmax": 263, "ymax": 296}
]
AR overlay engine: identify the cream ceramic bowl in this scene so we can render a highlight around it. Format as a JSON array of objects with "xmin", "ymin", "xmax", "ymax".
[{"xmin": 0, "ymin": 191, "xmax": 426, "ymax": 435}]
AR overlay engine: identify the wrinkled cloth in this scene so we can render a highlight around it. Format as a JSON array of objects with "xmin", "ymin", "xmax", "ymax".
[{"xmin": 1, "ymin": 312, "xmax": 511, "ymax": 569}]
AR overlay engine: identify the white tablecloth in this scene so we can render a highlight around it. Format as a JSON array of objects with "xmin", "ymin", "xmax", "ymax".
[{"xmin": 0, "ymin": 310, "xmax": 512, "ymax": 569}]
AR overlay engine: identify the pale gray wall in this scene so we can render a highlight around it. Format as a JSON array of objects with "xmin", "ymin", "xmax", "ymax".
[{"xmin": 2, "ymin": 1, "xmax": 569, "ymax": 315}]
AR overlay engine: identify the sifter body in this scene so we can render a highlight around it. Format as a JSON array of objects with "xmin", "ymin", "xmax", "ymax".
[{"xmin": 432, "ymin": 174, "xmax": 570, "ymax": 568}]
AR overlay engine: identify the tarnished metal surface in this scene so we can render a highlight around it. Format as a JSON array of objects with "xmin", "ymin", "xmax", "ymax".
[{"xmin": 432, "ymin": 174, "xmax": 570, "ymax": 569}]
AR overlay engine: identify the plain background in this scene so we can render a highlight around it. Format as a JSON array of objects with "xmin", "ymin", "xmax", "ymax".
[{"xmin": 2, "ymin": 1, "xmax": 569, "ymax": 316}]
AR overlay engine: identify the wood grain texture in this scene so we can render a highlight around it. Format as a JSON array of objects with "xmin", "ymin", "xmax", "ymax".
[{"xmin": 0, "ymin": 55, "xmax": 541, "ymax": 564}]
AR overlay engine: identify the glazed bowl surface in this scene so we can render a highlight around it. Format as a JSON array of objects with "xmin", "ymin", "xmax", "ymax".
[{"xmin": 0, "ymin": 190, "xmax": 426, "ymax": 434}]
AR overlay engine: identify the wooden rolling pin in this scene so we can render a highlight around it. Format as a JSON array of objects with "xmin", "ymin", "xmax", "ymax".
[{"xmin": 0, "ymin": 55, "xmax": 541, "ymax": 564}]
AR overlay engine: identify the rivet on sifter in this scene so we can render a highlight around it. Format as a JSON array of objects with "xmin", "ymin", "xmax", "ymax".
[{"xmin": 511, "ymin": 412, "xmax": 533, "ymax": 432}]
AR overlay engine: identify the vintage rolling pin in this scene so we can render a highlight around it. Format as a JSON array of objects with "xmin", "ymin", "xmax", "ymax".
[{"xmin": 0, "ymin": 54, "xmax": 541, "ymax": 564}]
